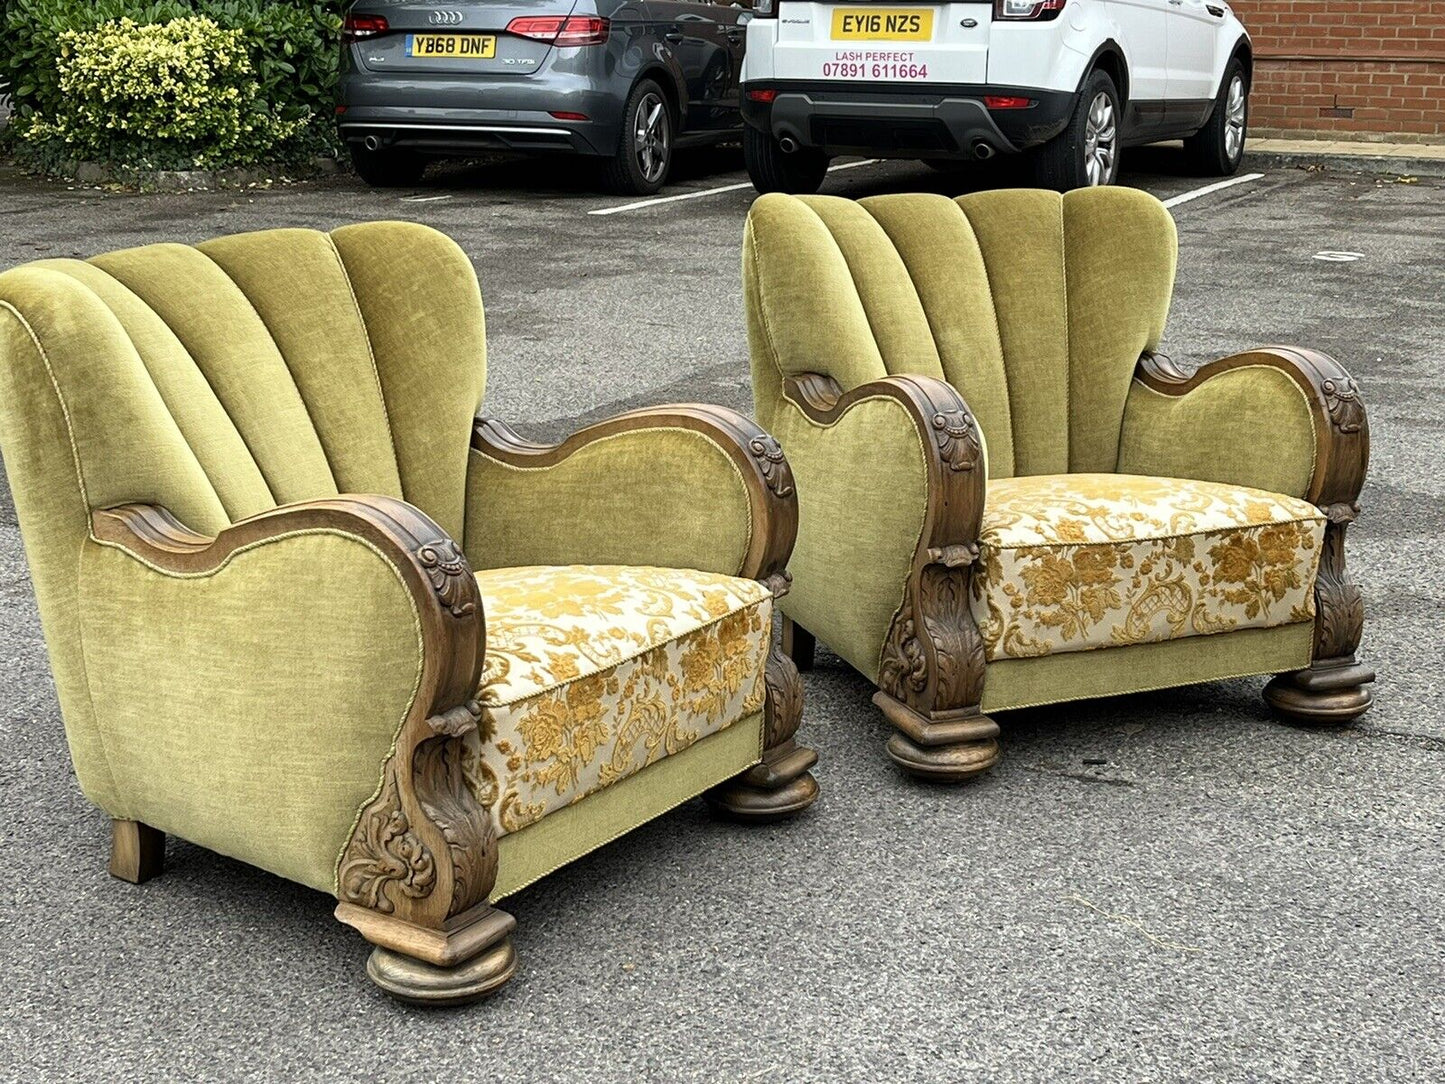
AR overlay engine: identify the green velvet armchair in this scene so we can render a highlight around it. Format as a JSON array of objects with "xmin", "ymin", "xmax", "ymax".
[
  {"xmin": 0, "ymin": 222, "xmax": 818, "ymax": 1005},
  {"xmin": 743, "ymin": 187, "xmax": 1373, "ymax": 781}
]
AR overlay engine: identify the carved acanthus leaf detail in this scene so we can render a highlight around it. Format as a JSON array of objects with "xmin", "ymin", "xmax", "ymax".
[
  {"xmin": 339, "ymin": 769, "xmax": 437, "ymax": 913},
  {"xmin": 748, "ymin": 434, "xmax": 795, "ymax": 499},
  {"xmin": 1320, "ymin": 501, "xmax": 1359, "ymax": 525},
  {"xmin": 417, "ymin": 539, "xmax": 477, "ymax": 619},
  {"xmin": 762, "ymin": 643, "xmax": 804, "ymax": 749},
  {"xmin": 1313, "ymin": 520, "xmax": 1365, "ymax": 661},
  {"xmin": 879, "ymin": 564, "xmax": 985, "ymax": 714},
  {"xmin": 1320, "ymin": 377, "xmax": 1365, "ymax": 434},
  {"xmin": 414, "ymin": 738, "xmax": 496, "ymax": 918},
  {"xmin": 930, "ymin": 410, "xmax": 981, "ymax": 473}
]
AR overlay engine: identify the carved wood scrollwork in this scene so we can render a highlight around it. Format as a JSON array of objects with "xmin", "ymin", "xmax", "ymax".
[
  {"xmin": 1321, "ymin": 377, "xmax": 1364, "ymax": 435},
  {"xmin": 930, "ymin": 410, "xmax": 982, "ymax": 473},
  {"xmin": 748, "ymin": 434, "xmax": 795, "ymax": 499},
  {"xmin": 1312, "ymin": 517, "xmax": 1365, "ymax": 664},
  {"xmin": 879, "ymin": 562, "xmax": 986, "ymax": 717},
  {"xmin": 339, "ymin": 769, "xmax": 437, "ymax": 914},
  {"xmin": 762, "ymin": 643, "xmax": 804, "ymax": 750},
  {"xmin": 418, "ymin": 540, "xmax": 478, "ymax": 619}
]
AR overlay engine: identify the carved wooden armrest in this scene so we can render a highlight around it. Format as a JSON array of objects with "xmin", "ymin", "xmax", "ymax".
[
  {"xmin": 783, "ymin": 371, "xmax": 987, "ymax": 560},
  {"xmin": 1136, "ymin": 346, "xmax": 1368, "ymax": 512},
  {"xmin": 92, "ymin": 496, "xmax": 505, "ymax": 963},
  {"xmin": 1138, "ymin": 347, "xmax": 1374, "ymax": 693},
  {"xmin": 472, "ymin": 404, "xmax": 798, "ymax": 591},
  {"xmin": 783, "ymin": 372, "xmax": 992, "ymax": 753}
]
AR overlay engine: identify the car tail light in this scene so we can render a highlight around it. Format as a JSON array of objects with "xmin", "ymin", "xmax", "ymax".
[
  {"xmin": 984, "ymin": 95, "xmax": 1034, "ymax": 109},
  {"xmin": 506, "ymin": 16, "xmax": 610, "ymax": 46},
  {"xmin": 746, "ymin": 89, "xmax": 778, "ymax": 103},
  {"xmin": 341, "ymin": 13, "xmax": 389, "ymax": 44},
  {"xmin": 994, "ymin": 0, "xmax": 1067, "ymax": 20}
]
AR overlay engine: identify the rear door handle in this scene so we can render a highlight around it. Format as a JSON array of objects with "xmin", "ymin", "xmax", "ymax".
[{"xmin": 665, "ymin": 29, "xmax": 684, "ymax": 43}]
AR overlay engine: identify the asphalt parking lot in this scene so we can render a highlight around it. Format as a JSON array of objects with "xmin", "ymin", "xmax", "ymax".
[{"xmin": 1, "ymin": 147, "xmax": 1442, "ymax": 1082}]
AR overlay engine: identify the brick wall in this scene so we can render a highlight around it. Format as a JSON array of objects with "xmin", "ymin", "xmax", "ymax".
[{"xmin": 1229, "ymin": 1, "xmax": 1445, "ymax": 143}]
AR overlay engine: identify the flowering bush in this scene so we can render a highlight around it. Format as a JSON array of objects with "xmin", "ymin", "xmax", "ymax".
[
  {"xmin": 0, "ymin": 1, "xmax": 345, "ymax": 171},
  {"xmin": 25, "ymin": 16, "xmax": 302, "ymax": 168}
]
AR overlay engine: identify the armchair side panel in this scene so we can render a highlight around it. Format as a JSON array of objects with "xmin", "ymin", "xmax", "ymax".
[{"xmin": 78, "ymin": 534, "xmax": 425, "ymax": 892}]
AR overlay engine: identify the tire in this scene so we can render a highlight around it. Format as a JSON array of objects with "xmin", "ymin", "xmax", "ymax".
[
  {"xmin": 604, "ymin": 79, "xmax": 673, "ymax": 196},
  {"xmin": 349, "ymin": 144, "xmax": 427, "ymax": 188},
  {"xmin": 1183, "ymin": 59, "xmax": 1248, "ymax": 176},
  {"xmin": 744, "ymin": 125, "xmax": 829, "ymax": 195},
  {"xmin": 1031, "ymin": 69, "xmax": 1121, "ymax": 192}
]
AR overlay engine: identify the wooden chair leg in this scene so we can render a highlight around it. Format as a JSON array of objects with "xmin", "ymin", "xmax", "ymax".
[
  {"xmin": 110, "ymin": 819, "xmax": 164, "ymax": 884},
  {"xmin": 707, "ymin": 640, "xmax": 819, "ymax": 821},
  {"xmin": 781, "ymin": 615, "xmax": 815, "ymax": 672}
]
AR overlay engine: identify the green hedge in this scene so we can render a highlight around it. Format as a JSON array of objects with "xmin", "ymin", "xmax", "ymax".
[{"xmin": 0, "ymin": 0, "xmax": 346, "ymax": 170}]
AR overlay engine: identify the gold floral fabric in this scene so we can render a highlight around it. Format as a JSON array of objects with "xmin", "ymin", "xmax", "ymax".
[
  {"xmin": 972, "ymin": 474, "xmax": 1325, "ymax": 661},
  {"xmin": 461, "ymin": 566, "xmax": 772, "ymax": 836}
]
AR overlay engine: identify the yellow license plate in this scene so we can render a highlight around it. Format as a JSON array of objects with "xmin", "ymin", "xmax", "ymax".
[
  {"xmin": 831, "ymin": 8, "xmax": 934, "ymax": 41},
  {"xmin": 406, "ymin": 34, "xmax": 496, "ymax": 59}
]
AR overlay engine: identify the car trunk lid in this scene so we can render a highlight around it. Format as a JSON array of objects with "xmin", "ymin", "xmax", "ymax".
[
  {"xmin": 771, "ymin": 1, "xmax": 991, "ymax": 86},
  {"xmin": 348, "ymin": 1, "xmax": 582, "ymax": 77}
]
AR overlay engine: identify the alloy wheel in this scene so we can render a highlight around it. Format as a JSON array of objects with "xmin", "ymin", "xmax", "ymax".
[
  {"xmin": 1224, "ymin": 75, "xmax": 1247, "ymax": 162},
  {"xmin": 633, "ymin": 92, "xmax": 670, "ymax": 185},
  {"xmin": 1083, "ymin": 92, "xmax": 1117, "ymax": 186}
]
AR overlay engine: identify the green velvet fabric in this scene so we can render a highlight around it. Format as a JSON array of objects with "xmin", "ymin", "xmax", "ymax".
[
  {"xmin": 1118, "ymin": 366, "xmax": 1317, "ymax": 498},
  {"xmin": 331, "ymin": 222, "xmax": 486, "ymax": 544},
  {"xmin": 982, "ymin": 623, "xmax": 1313, "ymax": 713},
  {"xmin": 465, "ymin": 428, "xmax": 754, "ymax": 575},
  {"xmin": 743, "ymin": 189, "xmax": 1318, "ymax": 713},
  {"xmin": 772, "ymin": 396, "xmax": 928, "ymax": 683},
  {"xmin": 0, "ymin": 223, "xmax": 488, "ymax": 819},
  {"xmin": 493, "ymin": 711, "xmax": 763, "ymax": 901},
  {"xmin": 0, "ymin": 221, "xmax": 769, "ymax": 901},
  {"xmin": 744, "ymin": 188, "xmax": 1178, "ymax": 481},
  {"xmin": 77, "ymin": 532, "xmax": 424, "ymax": 893}
]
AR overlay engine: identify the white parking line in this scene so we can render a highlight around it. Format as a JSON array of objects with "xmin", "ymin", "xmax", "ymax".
[
  {"xmin": 400, "ymin": 194, "xmax": 454, "ymax": 203},
  {"xmin": 1161, "ymin": 173, "xmax": 1265, "ymax": 209},
  {"xmin": 587, "ymin": 159, "xmax": 882, "ymax": 216}
]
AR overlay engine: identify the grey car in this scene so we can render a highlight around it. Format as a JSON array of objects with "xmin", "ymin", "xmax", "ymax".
[{"xmin": 339, "ymin": 1, "xmax": 751, "ymax": 194}]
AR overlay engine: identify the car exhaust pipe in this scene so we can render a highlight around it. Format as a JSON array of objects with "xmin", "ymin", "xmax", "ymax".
[
  {"xmin": 363, "ymin": 135, "xmax": 382, "ymax": 152},
  {"xmin": 972, "ymin": 141, "xmax": 995, "ymax": 160},
  {"xmin": 778, "ymin": 135, "xmax": 799, "ymax": 154}
]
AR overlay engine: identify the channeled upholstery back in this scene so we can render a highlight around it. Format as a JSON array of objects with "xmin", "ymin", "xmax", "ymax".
[
  {"xmin": 0, "ymin": 223, "xmax": 486, "ymax": 798},
  {"xmin": 744, "ymin": 187, "xmax": 1179, "ymax": 478}
]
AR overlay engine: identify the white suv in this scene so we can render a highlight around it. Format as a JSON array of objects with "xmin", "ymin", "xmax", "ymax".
[{"xmin": 739, "ymin": 0, "xmax": 1252, "ymax": 192}]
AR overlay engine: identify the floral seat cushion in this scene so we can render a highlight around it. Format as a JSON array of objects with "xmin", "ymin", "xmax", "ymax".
[
  {"xmin": 461, "ymin": 566, "xmax": 772, "ymax": 836},
  {"xmin": 971, "ymin": 475, "xmax": 1325, "ymax": 662}
]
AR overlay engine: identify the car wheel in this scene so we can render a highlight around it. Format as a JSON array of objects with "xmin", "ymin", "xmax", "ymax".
[
  {"xmin": 1183, "ymin": 59, "xmax": 1248, "ymax": 176},
  {"xmin": 604, "ymin": 79, "xmax": 673, "ymax": 196},
  {"xmin": 349, "ymin": 143, "xmax": 427, "ymax": 188},
  {"xmin": 1032, "ymin": 69, "xmax": 1120, "ymax": 192},
  {"xmin": 744, "ymin": 125, "xmax": 829, "ymax": 195}
]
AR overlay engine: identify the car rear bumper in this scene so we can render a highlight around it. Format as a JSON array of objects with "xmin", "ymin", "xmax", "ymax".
[
  {"xmin": 740, "ymin": 81, "xmax": 1073, "ymax": 158},
  {"xmin": 339, "ymin": 73, "xmax": 623, "ymax": 156}
]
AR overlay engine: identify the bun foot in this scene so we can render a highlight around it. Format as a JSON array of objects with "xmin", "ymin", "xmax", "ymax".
[
  {"xmin": 1265, "ymin": 658, "xmax": 1376, "ymax": 725},
  {"xmin": 885, "ymin": 732, "xmax": 1000, "ymax": 782},
  {"xmin": 366, "ymin": 938, "xmax": 518, "ymax": 1007},
  {"xmin": 707, "ymin": 739, "xmax": 820, "ymax": 822}
]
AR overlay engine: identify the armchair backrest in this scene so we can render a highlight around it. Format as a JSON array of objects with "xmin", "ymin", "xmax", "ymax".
[
  {"xmin": 0, "ymin": 222, "xmax": 486, "ymax": 799},
  {"xmin": 743, "ymin": 187, "xmax": 1178, "ymax": 478}
]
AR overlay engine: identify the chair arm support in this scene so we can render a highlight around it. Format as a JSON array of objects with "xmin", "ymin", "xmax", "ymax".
[
  {"xmin": 780, "ymin": 372, "xmax": 991, "ymax": 724},
  {"xmin": 89, "ymin": 496, "xmax": 500, "ymax": 954},
  {"xmin": 469, "ymin": 405, "xmax": 798, "ymax": 589},
  {"xmin": 1130, "ymin": 346, "xmax": 1369, "ymax": 513}
]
